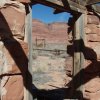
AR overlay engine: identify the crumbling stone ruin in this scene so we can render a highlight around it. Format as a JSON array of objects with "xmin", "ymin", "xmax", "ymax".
[{"xmin": 0, "ymin": 0, "xmax": 100, "ymax": 100}]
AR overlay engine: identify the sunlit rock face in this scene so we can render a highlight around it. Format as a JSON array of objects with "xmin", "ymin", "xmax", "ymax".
[
  {"xmin": 32, "ymin": 19, "xmax": 69, "ymax": 44},
  {"xmin": 0, "ymin": 1, "xmax": 28, "ymax": 100}
]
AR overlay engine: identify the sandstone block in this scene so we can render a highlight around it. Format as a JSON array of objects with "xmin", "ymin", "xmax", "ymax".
[
  {"xmin": 86, "ymin": 34, "xmax": 100, "ymax": 42},
  {"xmin": 2, "ymin": 75, "xmax": 24, "ymax": 100},
  {"xmin": 84, "ymin": 90, "xmax": 100, "ymax": 100},
  {"xmin": 32, "ymin": 20, "xmax": 69, "ymax": 44},
  {"xmin": 86, "ymin": 24, "xmax": 100, "ymax": 34},
  {"xmin": 0, "ymin": 40, "xmax": 28, "ymax": 76},
  {"xmin": 0, "ymin": 5, "xmax": 25, "ymax": 40},
  {"xmin": 85, "ymin": 78, "xmax": 100, "ymax": 93},
  {"xmin": 87, "ymin": 15, "xmax": 100, "ymax": 25}
]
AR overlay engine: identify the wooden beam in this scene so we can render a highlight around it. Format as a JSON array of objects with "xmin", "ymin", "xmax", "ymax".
[
  {"xmin": 92, "ymin": 5, "xmax": 100, "ymax": 14},
  {"xmin": 17, "ymin": 0, "xmax": 100, "ymax": 15},
  {"xmin": 72, "ymin": 13, "xmax": 85, "ymax": 99},
  {"xmin": 24, "ymin": 4, "xmax": 33, "ymax": 100},
  {"xmin": 33, "ymin": 0, "xmax": 71, "ymax": 13},
  {"xmin": 87, "ymin": 0, "xmax": 100, "ymax": 5},
  {"xmin": 32, "ymin": 0, "xmax": 86, "ymax": 13},
  {"xmin": 53, "ymin": 9, "xmax": 64, "ymax": 14}
]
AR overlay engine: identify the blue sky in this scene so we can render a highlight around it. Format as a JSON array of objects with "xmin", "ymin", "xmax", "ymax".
[{"xmin": 32, "ymin": 4, "xmax": 71, "ymax": 24}]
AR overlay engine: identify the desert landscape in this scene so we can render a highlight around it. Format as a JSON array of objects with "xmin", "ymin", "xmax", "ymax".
[{"xmin": 32, "ymin": 13, "xmax": 100, "ymax": 99}]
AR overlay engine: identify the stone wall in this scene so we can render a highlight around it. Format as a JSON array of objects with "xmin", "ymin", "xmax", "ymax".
[
  {"xmin": 0, "ymin": 1, "xmax": 100, "ymax": 100},
  {"xmin": 0, "ymin": 1, "xmax": 28, "ymax": 100},
  {"xmin": 83, "ymin": 12, "xmax": 100, "ymax": 100}
]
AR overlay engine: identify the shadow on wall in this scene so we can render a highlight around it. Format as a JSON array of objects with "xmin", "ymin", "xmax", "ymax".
[
  {"xmin": 32, "ymin": 4, "xmax": 100, "ymax": 99},
  {"xmin": 0, "ymin": 4, "xmax": 34, "ymax": 99},
  {"xmin": 67, "ymin": 39, "xmax": 100, "ymax": 98},
  {"xmin": 32, "ymin": 39, "xmax": 100, "ymax": 100},
  {"xmin": 0, "ymin": 2, "xmax": 100, "ymax": 100}
]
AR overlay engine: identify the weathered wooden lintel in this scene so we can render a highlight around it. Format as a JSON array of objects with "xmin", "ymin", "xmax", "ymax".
[
  {"xmin": 16, "ymin": 0, "xmax": 86, "ymax": 13},
  {"xmin": 32, "ymin": 0, "xmax": 71, "ymax": 13},
  {"xmin": 24, "ymin": 4, "xmax": 33, "ymax": 100},
  {"xmin": 17, "ymin": 0, "xmax": 100, "ymax": 14},
  {"xmin": 33, "ymin": 0, "xmax": 87, "ymax": 13},
  {"xmin": 87, "ymin": 0, "xmax": 100, "ymax": 5},
  {"xmin": 92, "ymin": 5, "xmax": 100, "ymax": 14},
  {"xmin": 73, "ymin": 13, "xmax": 85, "ymax": 99}
]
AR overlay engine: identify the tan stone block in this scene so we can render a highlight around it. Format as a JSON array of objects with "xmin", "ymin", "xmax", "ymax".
[
  {"xmin": 3, "ymin": 40, "xmax": 28, "ymax": 74},
  {"xmin": 86, "ymin": 34, "xmax": 100, "ymax": 42},
  {"xmin": 0, "ymin": 40, "xmax": 28, "ymax": 76},
  {"xmin": 2, "ymin": 75, "xmax": 24, "ymax": 100},
  {"xmin": 87, "ymin": 15, "xmax": 100, "ymax": 25},
  {"xmin": 85, "ymin": 78, "xmax": 100, "ymax": 93},
  {"xmin": 84, "ymin": 91, "xmax": 100, "ymax": 100}
]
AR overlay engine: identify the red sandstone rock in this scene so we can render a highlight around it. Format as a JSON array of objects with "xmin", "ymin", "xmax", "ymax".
[
  {"xmin": 84, "ymin": 91, "xmax": 100, "ymax": 100},
  {"xmin": 85, "ymin": 77, "xmax": 100, "ymax": 92},
  {"xmin": 87, "ymin": 15, "xmax": 100, "ymax": 25},
  {"xmin": 83, "ymin": 13, "xmax": 100, "ymax": 100},
  {"xmin": 0, "ymin": 5, "xmax": 25, "ymax": 40},
  {"xmin": 86, "ymin": 34, "xmax": 100, "ymax": 42},
  {"xmin": 0, "ymin": 3, "xmax": 27, "ymax": 100},
  {"xmin": 86, "ymin": 24, "xmax": 100, "ymax": 34},
  {"xmin": 4, "ymin": 40, "xmax": 28, "ymax": 75},
  {"xmin": 0, "ymin": 3, "xmax": 28, "ymax": 75},
  {"xmin": 2, "ymin": 75, "xmax": 24, "ymax": 100},
  {"xmin": 32, "ymin": 19, "xmax": 50, "ymax": 37},
  {"xmin": 0, "ymin": 45, "xmax": 28, "ymax": 80},
  {"xmin": 0, "ymin": 4, "xmax": 100, "ymax": 100},
  {"xmin": 85, "ymin": 42, "xmax": 98, "ymax": 49},
  {"xmin": 32, "ymin": 19, "xmax": 69, "ymax": 44},
  {"xmin": 84, "ymin": 90, "xmax": 100, "ymax": 100}
]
